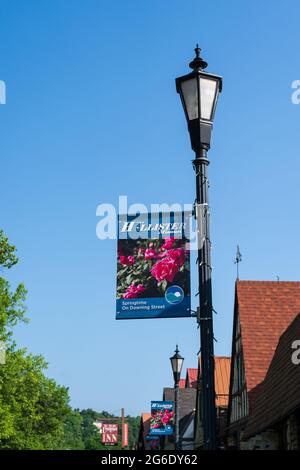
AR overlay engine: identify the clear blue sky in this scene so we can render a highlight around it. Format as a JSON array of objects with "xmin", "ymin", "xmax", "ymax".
[{"xmin": 1, "ymin": 0, "xmax": 300, "ymax": 416}]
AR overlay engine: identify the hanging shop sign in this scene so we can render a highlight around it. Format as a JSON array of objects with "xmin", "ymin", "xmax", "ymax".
[
  {"xmin": 122, "ymin": 423, "xmax": 128, "ymax": 447},
  {"xmin": 102, "ymin": 423, "xmax": 118, "ymax": 445}
]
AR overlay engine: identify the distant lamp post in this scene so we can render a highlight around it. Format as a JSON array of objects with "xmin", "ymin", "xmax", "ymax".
[
  {"xmin": 176, "ymin": 46, "xmax": 223, "ymax": 450},
  {"xmin": 170, "ymin": 345, "xmax": 184, "ymax": 450}
]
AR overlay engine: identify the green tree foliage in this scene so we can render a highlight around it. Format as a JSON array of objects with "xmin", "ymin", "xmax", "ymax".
[
  {"xmin": 0, "ymin": 230, "xmax": 141, "ymax": 450},
  {"xmin": 0, "ymin": 231, "xmax": 27, "ymax": 342},
  {"xmin": 61, "ymin": 409, "xmax": 84, "ymax": 450},
  {"xmin": 0, "ymin": 230, "xmax": 71, "ymax": 449},
  {"xmin": 81, "ymin": 408, "xmax": 106, "ymax": 450},
  {"xmin": 0, "ymin": 349, "xmax": 70, "ymax": 449},
  {"xmin": 126, "ymin": 415, "xmax": 140, "ymax": 449},
  {"xmin": 0, "ymin": 230, "xmax": 18, "ymax": 269}
]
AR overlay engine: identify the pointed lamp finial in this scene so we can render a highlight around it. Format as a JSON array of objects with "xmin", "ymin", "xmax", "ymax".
[{"xmin": 189, "ymin": 44, "xmax": 208, "ymax": 71}]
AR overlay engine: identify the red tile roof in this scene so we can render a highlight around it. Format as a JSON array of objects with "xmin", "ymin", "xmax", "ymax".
[
  {"xmin": 215, "ymin": 357, "xmax": 231, "ymax": 407},
  {"xmin": 179, "ymin": 379, "xmax": 186, "ymax": 389},
  {"xmin": 185, "ymin": 368, "xmax": 198, "ymax": 388},
  {"xmin": 198, "ymin": 356, "xmax": 231, "ymax": 407},
  {"xmin": 236, "ymin": 281, "xmax": 300, "ymax": 405},
  {"xmin": 244, "ymin": 312, "xmax": 300, "ymax": 438}
]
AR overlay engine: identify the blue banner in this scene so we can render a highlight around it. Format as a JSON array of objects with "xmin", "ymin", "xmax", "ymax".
[
  {"xmin": 150, "ymin": 401, "xmax": 174, "ymax": 436},
  {"xmin": 116, "ymin": 211, "xmax": 191, "ymax": 320}
]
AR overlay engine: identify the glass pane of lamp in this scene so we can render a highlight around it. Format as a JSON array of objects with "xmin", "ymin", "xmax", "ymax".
[
  {"xmin": 200, "ymin": 77, "xmax": 217, "ymax": 120},
  {"xmin": 171, "ymin": 356, "xmax": 184, "ymax": 374},
  {"xmin": 177, "ymin": 357, "xmax": 184, "ymax": 373},
  {"xmin": 181, "ymin": 78, "xmax": 198, "ymax": 120}
]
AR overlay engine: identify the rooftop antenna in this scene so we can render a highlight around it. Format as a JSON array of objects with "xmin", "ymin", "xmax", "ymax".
[{"xmin": 234, "ymin": 245, "xmax": 242, "ymax": 280}]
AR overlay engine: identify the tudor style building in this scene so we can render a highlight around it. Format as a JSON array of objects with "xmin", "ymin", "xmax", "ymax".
[
  {"xmin": 228, "ymin": 303, "xmax": 248, "ymax": 425},
  {"xmin": 244, "ymin": 312, "xmax": 300, "ymax": 449},
  {"xmin": 226, "ymin": 280, "xmax": 300, "ymax": 449}
]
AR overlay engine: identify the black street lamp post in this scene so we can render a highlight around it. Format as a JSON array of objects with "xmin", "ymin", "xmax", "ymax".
[
  {"xmin": 170, "ymin": 345, "xmax": 184, "ymax": 450},
  {"xmin": 175, "ymin": 46, "xmax": 222, "ymax": 450}
]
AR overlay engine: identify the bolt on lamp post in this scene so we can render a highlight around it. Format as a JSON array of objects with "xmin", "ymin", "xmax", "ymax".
[
  {"xmin": 175, "ymin": 46, "xmax": 222, "ymax": 450},
  {"xmin": 170, "ymin": 345, "xmax": 184, "ymax": 451}
]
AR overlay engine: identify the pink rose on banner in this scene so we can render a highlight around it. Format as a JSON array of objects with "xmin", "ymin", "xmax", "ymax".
[
  {"xmin": 157, "ymin": 250, "xmax": 168, "ymax": 259},
  {"xmin": 119, "ymin": 255, "xmax": 127, "ymax": 265},
  {"xmin": 167, "ymin": 248, "xmax": 185, "ymax": 267},
  {"xmin": 162, "ymin": 414, "xmax": 172, "ymax": 425},
  {"xmin": 144, "ymin": 248, "xmax": 157, "ymax": 260},
  {"xmin": 161, "ymin": 410, "xmax": 172, "ymax": 425},
  {"xmin": 157, "ymin": 247, "xmax": 186, "ymax": 263},
  {"xmin": 119, "ymin": 255, "xmax": 135, "ymax": 266},
  {"xmin": 161, "ymin": 237, "xmax": 175, "ymax": 250},
  {"xmin": 151, "ymin": 258, "xmax": 179, "ymax": 283},
  {"xmin": 123, "ymin": 283, "xmax": 146, "ymax": 299},
  {"xmin": 151, "ymin": 248, "xmax": 186, "ymax": 283}
]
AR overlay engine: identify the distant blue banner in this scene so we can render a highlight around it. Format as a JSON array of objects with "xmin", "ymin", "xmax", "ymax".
[
  {"xmin": 150, "ymin": 401, "xmax": 174, "ymax": 436},
  {"xmin": 116, "ymin": 211, "xmax": 191, "ymax": 320}
]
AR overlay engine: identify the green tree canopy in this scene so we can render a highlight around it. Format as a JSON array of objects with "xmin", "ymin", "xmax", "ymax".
[
  {"xmin": 0, "ymin": 230, "xmax": 18, "ymax": 269},
  {"xmin": 0, "ymin": 349, "xmax": 70, "ymax": 449},
  {"xmin": 0, "ymin": 230, "xmax": 140, "ymax": 450},
  {"xmin": 0, "ymin": 230, "xmax": 72, "ymax": 449},
  {"xmin": 0, "ymin": 230, "xmax": 27, "ymax": 342},
  {"xmin": 61, "ymin": 409, "xmax": 84, "ymax": 450}
]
